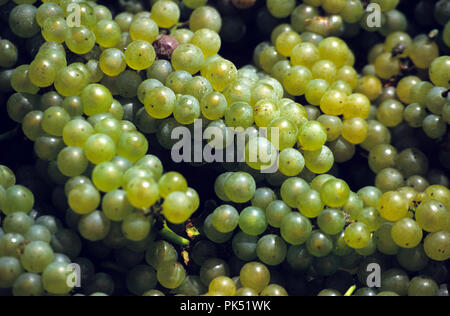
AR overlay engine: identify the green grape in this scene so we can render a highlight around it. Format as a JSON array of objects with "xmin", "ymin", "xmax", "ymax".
[
  {"xmin": 311, "ymin": 60, "xmax": 337, "ymax": 84},
  {"xmin": 126, "ymin": 177, "xmax": 159, "ymax": 209},
  {"xmin": 239, "ymin": 262, "xmax": 270, "ymax": 293},
  {"xmin": 190, "ymin": 29, "xmax": 221, "ymax": 58},
  {"xmin": 25, "ymin": 225, "xmax": 52, "ymax": 243},
  {"xmin": 356, "ymin": 75, "xmax": 382, "ymax": 101},
  {"xmin": 304, "ymin": 80, "xmax": 328, "ymax": 107},
  {"xmin": 157, "ymin": 172, "xmax": 187, "ymax": 199},
  {"xmin": 303, "ymin": 145, "xmax": 334, "ymax": 174},
  {"xmin": 1, "ymin": 185, "xmax": 34, "ymax": 216},
  {"xmin": 239, "ymin": 207, "xmax": 268, "ymax": 236},
  {"xmin": 357, "ymin": 207, "xmax": 384, "ymax": 232},
  {"xmin": 189, "ymin": 6, "xmax": 222, "ymax": 33},
  {"xmin": 267, "ymin": 118, "xmax": 298, "ymax": 151},
  {"xmin": 56, "ymin": 146, "xmax": 88, "ymax": 177},
  {"xmin": 408, "ymin": 35, "xmax": 439, "ymax": 70},
  {"xmin": 9, "ymin": 4, "xmax": 40, "ymax": 38},
  {"xmin": 200, "ymin": 92, "xmax": 228, "ymax": 121},
  {"xmin": 116, "ymin": 131, "xmax": 148, "ymax": 163},
  {"xmin": 0, "ymin": 233, "xmax": 25, "ymax": 259},
  {"xmin": 173, "ymin": 95, "xmax": 201, "ymax": 125},
  {"xmin": 344, "ymin": 222, "xmax": 371, "ymax": 249},
  {"xmin": 223, "ymin": 172, "xmax": 256, "ymax": 204},
  {"xmin": 256, "ymin": 234, "xmax": 287, "ymax": 266},
  {"xmin": 183, "ymin": 0, "xmax": 207, "ymax": 9},
  {"xmin": 101, "ymin": 190, "xmax": 134, "ymax": 222},
  {"xmin": 316, "ymin": 115, "xmax": 342, "ymax": 142},
  {"xmin": 320, "ymin": 89, "xmax": 347, "ymax": 116},
  {"xmin": 0, "ymin": 39, "xmax": 18, "ymax": 68},
  {"xmin": 22, "ymin": 111, "xmax": 44, "ymax": 141},
  {"xmin": 357, "ymin": 186, "xmax": 382, "ymax": 208},
  {"xmin": 84, "ymin": 134, "xmax": 116, "ymax": 165},
  {"xmin": 99, "ymin": 48, "xmax": 126, "ymax": 77},
  {"xmin": 214, "ymin": 173, "xmax": 232, "ymax": 202},
  {"xmin": 250, "ymin": 188, "xmax": 276, "ymax": 211},
  {"xmin": 42, "ymin": 262, "xmax": 74, "ymax": 295},
  {"xmin": 403, "ymin": 103, "xmax": 427, "ymax": 128},
  {"xmin": 375, "ymin": 168, "xmax": 404, "ymax": 192},
  {"xmin": 122, "ymin": 211, "xmax": 151, "ymax": 241},
  {"xmin": 125, "ymin": 40, "xmax": 156, "ymax": 71},
  {"xmin": 7, "ymin": 93, "xmax": 40, "ymax": 124},
  {"xmin": 341, "ymin": 117, "xmax": 368, "ymax": 145},
  {"xmin": 34, "ymin": 134, "xmax": 65, "ymax": 161},
  {"xmin": 21, "ymin": 241, "xmax": 54, "ymax": 273},
  {"xmin": 144, "ymin": 86, "xmax": 176, "ymax": 120},
  {"xmin": 423, "ymin": 231, "xmax": 450, "ymax": 262},
  {"xmin": 408, "ymin": 276, "xmax": 439, "ymax": 297},
  {"xmin": 422, "ymin": 114, "xmax": 447, "ymax": 139},
  {"xmin": 296, "ymin": 189, "xmax": 324, "ymax": 219},
  {"xmin": 306, "ymin": 230, "xmax": 333, "ymax": 257},
  {"xmin": 251, "ymin": 99, "xmax": 280, "ymax": 128},
  {"xmin": 54, "ymin": 66, "xmax": 89, "ymax": 97},
  {"xmin": 202, "ymin": 58, "xmax": 237, "ymax": 92},
  {"xmin": 146, "ymin": 60, "xmax": 173, "ymax": 84},
  {"xmin": 391, "ymin": 218, "xmax": 423, "ymax": 249},
  {"xmin": 129, "ymin": 18, "xmax": 159, "ymax": 43},
  {"xmin": 62, "ymin": 119, "xmax": 94, "ymax": 147},
  {"xmin": 68, "ymin": 183, "xmax": 100, "ymax": 215},
  {"xmin": 374, "ymin": 53, "xmax": 400, "ymax": 79},
  {"xmin": 278, "ymin": 148, "xmax": 305, "ymax": 177},
  {"xmin": 11, "ymin": 65, "xmax": 39, "ymax": 94},
  {"xmin": 223, "ymin": 80, "xmax": 252, "ymax": 106},
  {"xmin": 267, "ymin": 0, "xmax": 296, "ymax": 18},
  {"xmin": 374, "ymin": 222, "xmax": 399, "ymax": 255},
  {"xmin": 78, "ymin": 210, "xmax": 111, "ymax": 242},
  {"xmin": 91, "ymin": 162, "xmax": 122, "ymax": 193},
  {"xmin": 275, "ymin": 31, "xmax": 301, "ymax": 57},
  {"xmin": 28, "ymin": 57, "xmax": 58, "ymax": 88},
  {"xmin": 342, "ymin": 192, "xmax": 364, "ymax": 220},
  {"xmin": 245, "ymin": 137, "xmax": 278, "ymax": 172},
  {"xmin": 280, "ymin": 177, "xmax": 310, "ymax": 208},
  {"xmin": 378, "ymin": 191, "xmax": 408, "ymax": 222},
  {"xmin": 151, "ymin": 0, "xmax": 180, "ymax": 28},
  {"xmin": 280, "ymin": 212, "xmax": 312, "ymax": 245},
  {"xmin": 157, "ymin": 261, "xmax": 186, "ymax": 289},
  {"xmin": 94, "ymin": 20, "xmax": 121, "ymax": 48},
  {"xmin": 396, "ymin": 245, "xmax": 429, "ymax": 272},
  {"xmin": 298, "ymin": 121, "xmax": 327, "ymax": 151},
  {"xmin": 172, "ymin": 44, "xmax": 205, "ymax": 75},
  {"xmin": 65, "ymin": 26, "xmax": 96, "ymax": 54},
  {"xmin": 424, "ymin": 185, "xmax": 450, "ymax": 210},
  {"xmin": 126, "ymin": 265, "xmax": 157, "ymax": 296},
  {"xmin": 203, "ymin": 214, "xmax": 234, "ymax": 244},
  {"xmin": 426, "ymin": 87, "xmax": 448, "ymax": 115},
  {"xmin": 40, "ymin": 106, "xmax": 71, "ymax": 137},
  {"xmin": 283, "ymin": 66, "xmax": 312, "ymax": 96},
  {"xmin": 415, "ymin": 199, "xmax": 448, "ymax": 233},
  {"xmin": 265, "ymin": 200, "xmax": 292, "ymax": 229},
  {"xmin": 290, "ymin": 4, "xmax": 319, "ymax": 33},
  {"xmin": 208, "ymin": 276, "xmax": 237, "ymax": 296},
  {"xmin": 12, "ymin": 273, "xmax": 45, "ymax": 297},
  {"xmin": 145, "ymin": 240, "xmax": 178, "ymax": 270},
  {"xmin": 317, "ymin": 209, "xmax": 345, "ymax": 235},
  {"xmin": 2, "ymin": 212, "xmax": 33, "ymax": 235},
  {"xmin": 184, "ymin": 76, "xmax": 213, "ymax": 101},
  {"xmin": 171, "ymin": 28, "xmax": 194, "ymax": 44},
  {"xmin": 162, "ymin": 191, "xmax": 193, "ymax": 224},
  {"xmin": 320, "ymin": 179, "xmax": 350, "ymax": 208},
  {"xmin": 0, "ymin": 257, "xmax": 23, "ymax": 288}
]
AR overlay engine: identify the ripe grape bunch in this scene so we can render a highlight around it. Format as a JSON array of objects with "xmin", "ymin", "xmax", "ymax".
[{"xmin": 0, "ymin": 0, "xmax": 449, "ymax": 298}]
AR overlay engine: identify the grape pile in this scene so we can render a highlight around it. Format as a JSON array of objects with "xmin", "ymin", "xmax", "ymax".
[{"xmin": 0, "ymin": 0, "xmax": 449, "ymax": 297}]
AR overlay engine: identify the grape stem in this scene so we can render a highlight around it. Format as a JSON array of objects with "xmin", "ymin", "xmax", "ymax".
[
  {"xmin": 158, "ymin": 221, "xmax": 190, "ymax": 246},
  {"xmin": 0, "ymin": 126, "xmax": 19, "ymax": 142},
  {"xmin": 344, "ymin": 285, "xmax": 357, "ymax": 296}
]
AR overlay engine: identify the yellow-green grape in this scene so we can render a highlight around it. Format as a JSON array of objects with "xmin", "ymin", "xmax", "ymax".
[
  {"xmin": 36, "ymin": 2, "xmax": 64, "ymax": 27},
  {"xmin": 303, "ymin": 145, "xmax": 334, "ymax": 174},
  {"xmin": 115, "ymin": 32, "xmax": 132, "ymax": 51},
  {"xmin": 317, "ymin": 115, "xmax": 342, "ymax": 142},
  {"xmin": 384, "ymin": 31, "xmax": 412, "ymax": 57},
  {"xmin": 92, "ymin": 162, "xmax": 123, "ymax": 193},
  {"xmin": 172, "ymin": 44, "xmax": 205, "ymax": 75},
  {"xmin": 41, "ymin": 17, "xmax": 68, "ymax": 44},
  {"xmin": 189, "ymin": 6, "xmax": 222, "ymax": 33},
  {"xmin": 415, "ymin": 199, "xmax": 449, "ymax": 233},
  {"xmin": 122, "ymin": 211, "xmax": 153, "ymax": 243},
  {"xmin": 41, "ymin": 106, "xmax": 70, "ymax": 137},
  {"xmin": 10, "ymin": 65, "xmax": 39, "ymax": 94},
  {"xmin": 171, "ymin": 28, "xmax": 194, "ymax": 44},
  {"xmin": 250, "ymin": 82, "xmax": 277, "ymax": 105},
  {"xmin": 125, "ymin": 40, "xmax": 156, "ymax": 71},
  {"xmin": 311, "ymin": 60, "xmax": 337, "ymax": 83},
  {"xmin": 84, "ymin": 134, "xmax": 116, "ymax": 165},
  {"xmin": 298, "ymin": 121, "xmax": 327, "ymax": 151},
  {"xmin": 224, "ymin": 172, "xmax": 256, "ymax": 204},
  {"xmin": 202, "ymin": 58, "xmax": 237, "ymax": 92},
  {"xmin": 342, "ymin": 117, "xmax": 368, "ymax": 144},
  {"xmin": 253, "ymin": 99, "xmax": 280, "ymax": 128},
  {"xmin": 267, "ymin": 117, "xmax": 298, "ymax": 150},
  {"xmin": 158, "ymin": 172, "xmax": 188, "ymax": 199},
  {"xmin": 344, "ymin": 222, "xmax": 371, "ymax": 249},
  {"xmin": 163, "ymin": 191, "xmax": 194, "ymax": 224},
  {"xmin": 99, "ymin": 48, "xmax": 126, "ymax": 77},
  {"xmin": 115, "ymin": 12, "xmax": 133, "ymax": 32},
  {"xmin": 304, "ymin": 79, "xmax": 328, "ymax": 106},
  {"xmin": 42, "ymin": 262, "xmax": 74, "ymax": 295},
  {"xmin": 424, "ymin": 185, "xmax": 450, "ymax": 210},
  {"xmin": 129, "ymin": 18, "xmax": 159, "ymax": 43},
  {"xmin": 78, "ymin": 210, "xmax": 111, "ymax": 242},
  {"xmin": 283, "ymin": 66, "xmax": 312, "ymax": 96},
  {"xmin": 94, "ymin": 5, "xmax": 112, "ymax": 21},
  {"xmin": 318, "ymin": 37, "xmax": 349, "ymax": 68},
  {"xmin": 245, "ymin": 137, "xmax": 278, "ymax": 172},
  {"xmin": 109, "ymin": 99, "xmax": 124, "ymax": 120},
  {"xmin": 408, "ymin": 35, "xmax": 440, "ymax": 69},
  {"xmin": 328, "ymin": 136, "xmax": 355, "ymax": 163},
  {"xmin": 335, "ymin": 65, "xmax": 358, "ymax": 90},
  {"xmin": 200, "ymin": 91, "xmax": 228, "ymax": 120},
  {"xmin": 278, "ymin": 148, "xmax": 305, "ymax": 177},
  {"xmin": 126, "ymin": 177, "xmax": 160, "ymax": 209},
  {"xmin": 224, "ymin": 101, "xmax": 254, "ymax": 129},
  {"xmin": 378, "ymin": 191, "xmax": 409, "ymax": 222},
  {"xmin": 224, "ymin": 79, "xmax": 252, "ymax": 105},
  {"xmin": 151, "ymin": 0, "xmax": 180, "ymax": 28},
  {"xmin": 429, "ymin": 56, "xmax": 450, "ymax": 88},
  {"xmin": 185, "ymin": 188, "xmax": 200, "ymax": 214},
  {"xmin": 320, "ymin": 89, "xmax": 346, "ymax": 116},
  {"xmin": 368, "ymin": 144, "xmax": 397, "ymax": 174},
  {"xmin": 374, "ymin": 53, "xmax": 400, "ymax": 79},
  {"xmin": 173, "ymin": 95, "xmax": 201, "ymax": 125},
  {"xmin": 62, "ymin": 119, "xmax": 93, "ymax": 147},
  {"xmin": 356, "ymin": 206, "xmax": 385, "ymax": 232},
  {"xmin": 320, "ymin": 179, "xmax": 350, "ymax": 208},
  {"xmin": 184, "ymin": 76, "xmax": 213, "ymax": 101},
  {"xmin": 276, "ymin": 31, "xmax": 302, "ymax": 57},
  {"xmin": 377, "ymin": 99, "xmax": 404, "ymax": 127},
  {"xmin": 22, "ymin": 111, "xmax": 44, "ymax": 141},
  {"xmin": 68, "ymin": 183, "xmax": 100, "ymax": 215},
  {"xmin": 157, "ymin": 261, "xmax": 186, "ymax": 290},
  {"xmin": 138, "ymin": 79, "xmax": 163, "ymax": 104},
  {"xmin": 396, "ymin": 76, "xmax": 420, "ymax": 104},
  {"xmin": 121, "ymin": 166, "xmax": 154, "ymax": 191},
  {"xmin": 56, "ymin": 146, "xmax": 88, "ymax": 177},
  {"xmin": 329, "ymin": 80, "xmax": 352, "ymax": 96},
  {"xmin": 144, "ymin": 86, "xmax": 177, "ymax": 119},
  {"xmin": 259, "ymin": 77, "xmax": 285, "ymax": 100},
  {"xmin": 116, "ymin": 131, "xmax": 148, "ymax": 163},
  {"xmin": 239, "ymin": 262, "xmax": 270, "ymax": 293},
  {"xmin": 259, "ymin": 46, "xmax": 286, "ymax": 73},
  {"xmin": 291, "ymin": 42, "xmax": 320, "ymax": 68},
  {"xmin": 94, "ymin": 19, "xmax": 121, "ymax": 48},
  {"xmin": 343, "ymin": 93, "xmax": 371, "ymax": 119},
  {"xmin": 280, "ymin": 102, "xmax": 309, "ymax": 129},
  {"xmin": 81, "ymin": 84, "xmax": 113, "ymax": 116},
  {"xmin": 65, "ymin": 26, "xmax": 96, "ymax": 55},
  {"xmin": 424, "ymin": 232, "xmax": 450, "ymax": 262},
  {"xmin": 77, "ymin": 3, "xmax": 97, "ymax": 27},
  {"xmin": 101, "ymin": 190, "xmax": 134, "ymax": 221},
  {"xmin": 271, "ymin": 23, "xmax": 293, "ymax": 44},
  {"xmin": 209, "ymin": 276, "xmax": 236, "ymax": 296},
  {"xmin": 271, "ymin": 60, "xmax": 292, "ymax": 83},
  {"xmin": 69, "ymin": 63, "xmax": 92, "ymax": 83},
  {"xmin": 54, "ymin": 66, "xmax": 89, "ymax": 97},
  {"xmin": 190, "ymin": 29, "xmax": 221, "ymax": 58},
  {"xmin": 391, "ymin": 218, "xmax": 423, "ymax": 249},
  {"xmin": 296, "ymin": 189, "xmax": 323, "ymax": 219},
  {"xmin": 86, "ymin": 59, "xmax": 104, "ymax": 83},
  {"xmin": 356, "ymin": 75, "xmax": 382, "ymax": 101}
]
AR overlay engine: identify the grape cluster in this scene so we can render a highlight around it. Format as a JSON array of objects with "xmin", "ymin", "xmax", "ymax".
[{"xmin": 0, "ymin": 0, "xmax": 449, "ymax": 297}]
